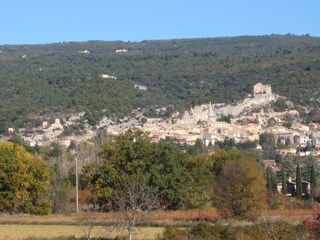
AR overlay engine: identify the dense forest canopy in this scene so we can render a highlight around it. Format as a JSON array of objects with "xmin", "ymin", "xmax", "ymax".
[{"xmin": 1, "ymin": 35, "xmax": 320, "ymax": 131}]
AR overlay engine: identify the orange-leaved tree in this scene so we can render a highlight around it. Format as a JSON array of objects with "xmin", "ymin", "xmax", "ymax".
[
  {"xmin": 213, "ymin": 154, "xmax": 266, "ymax": 219},
  {"xmin": 0, "ymin": 142, "xmax": 52, "ymax": 214}
]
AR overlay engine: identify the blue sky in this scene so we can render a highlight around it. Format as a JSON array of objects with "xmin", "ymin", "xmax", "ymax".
[{"xmin": 0, "ymin": 0, "xmax": 319, "ymax": 45}]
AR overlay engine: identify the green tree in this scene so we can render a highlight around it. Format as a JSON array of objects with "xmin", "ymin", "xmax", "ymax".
[
  {"xmin": 285, "ymin": 137, "xmax": 291, "ymax": 146},
  {"xmin": 217, "ymin": 114, "xmax": 231, "ymax": 123},
  {"xmin": 148, "ymin": 141, "xmax": 192, "ymax": 209},
  {"xmin": 306, "ymin": 141, "xmax": 313, "ymax": 151},
  {"xmin": 277, "ymin": 137, "xmax": 284, "ymax": 148},
  {"xmin": 259, "ymin": 133, "xmax": 275, "ymax": 148},
  {"xmin": 213, "ymin": 157, "xmax": 266, "ymax": 218},
  {"xmin": 0, "ymin": 142, "xmax": 52, "ymax": 214},
  {"xmin": 82, "ymin": 128, "xmax": 191, "ymax": 210},
  {"xmin": 236, "ymin": 141, "xmax": 257, "ymax": 152},
  {"xmin": 194, "ymin": 138, "xmax": 204, "ymax": 154},
  {"xmin": 267, "ymin": 167, "xmax": 273, "ymax": 192},
  {"xmin": 209, "ymin": 149, "xmax": 256, "ymax": 176},
  {"xmin": 310, "ymin": 164, "xmax": 317, "ymax": 199},
  {"xmin": 302, "ymin": 156, "xmax": 319, "ymax": 184},
  {"xmin": 283, "ymin": 122, "xmax": 293, "ymax": 129},
  {"xmin": 281, "ymin": 154, "xmax": 297, "ymax": 178},
  {"xmin": 296, "ymin": 164, "xmax": 302, "ymax": 199},
  {"xmin": 186, "ymin": 155, "xmax": 215, "ymax": 208},
  {"xmin": 275, "ymin": 152, "xmax": 283, "ymax": 165},
  {"xmin": 216, "ymin": 139, "xmax": 235, "ymax": 150},
  {"xmin": 281, "ymin": 167, "xmax": 287, "ymax": 195},
  {"xmin": 259, "ymin": 133, "xmax": 277, "ymax": 159}
]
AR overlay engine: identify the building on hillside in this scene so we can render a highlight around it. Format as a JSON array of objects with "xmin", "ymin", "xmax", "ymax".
[
  {"xmin": 203, "ymin": 132, "xmax": 215, "ymax": 146},
  {"xmin": 78, "ymin": 50, "xmax": 90, "ymax": 54},
  {"xmin": 277, "ymin": 148, "xmax": 297, "ymax": 155},
  {"xmin": 42, "ymin": 121, "xmax": 49, "ymax": 129},
  {"xmin": 51, "ymin": 118, "xmax": 63, "ymax": 130},
  {"xmin": 99, "ymin": 74, "xmax": 117, "ymax": 79},
  {"xmin": 313, "ymin": 137, "xmax": 320, "ymax": 149},
  {"xmin": 134, "ymin": 84, "xmax": 147, "ymax": 90},
  {"xmin": 253, "ymin": 83, "xmax": 272, "ymax": 95},
  {"xmin": 212, "ymin": 121, "xmax": 230, "ymax": 130},
  {"xmin": 277, "ymin": 177, "xmax": 310, "ymax": 197},
  {"xmin": 294, "ymin": 134, "xmax": 312, "ymax": 146},
  {"xmin": 116, "ymin": 49, "xmax": 128, "ymax": 53}
]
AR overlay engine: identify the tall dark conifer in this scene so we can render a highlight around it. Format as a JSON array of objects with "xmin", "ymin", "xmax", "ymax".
[
  {"xmin": 267, "ymin": 167, "xmax": 272, "ymax": 192},
  {"xmin": 310, "ymin": 164, "xmax": 317, "ymax": 199},
  {"xmin": 296, "ymin": 164, "xmax": 302, "ymax": 199},
  {"xmin": 281, "ymin": 167, "xmax": 287, "ymax": 195},
  {"xmin": 194, "ymin": 138, "xmax": 204, "ymax": 153}
]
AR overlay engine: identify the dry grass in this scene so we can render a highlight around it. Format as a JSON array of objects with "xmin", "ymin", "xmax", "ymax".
[
  {"xmin": 148, "ymin": 209, "xmax": 220, "ymax": 221},
  {"xmin": 0, "ymin": 210, "xmax": 219, "ymax": 240},
  {"xmin": 260, "ymin": 209, "xmax": 314, "ymax": 223},
  {"xmin": 0, "ymin": 225, "xmax": 164, "ymax": 240},
  {"xmin": 0, "ymin": 209, "xmax": 313, "ymax": 225},
  {"xmin": 263, "ymin": 209, "xmax": 313, "ymax": 217},
  {"xmin": 0, "ymin": 208, "xmax": 313, "ymax": 239},
  {"xmin": 0, "ymin": 209, "xmax": 220, "ymax": 225}
]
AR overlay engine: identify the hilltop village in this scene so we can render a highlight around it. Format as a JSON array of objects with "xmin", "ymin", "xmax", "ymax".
[{"xmin": 1, "ymin": 83, "xmax": 320, "ymax": 161}]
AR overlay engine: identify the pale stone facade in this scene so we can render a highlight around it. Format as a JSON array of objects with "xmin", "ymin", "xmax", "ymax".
[
  {"xmin": 99, "ymin": 74, "xmax": 117, "ymax": 79},
  {"xmin": 134, "ymin": 84, "xmax": 147, "ymax": 90},
  {"xmin": 42, "ymin": 121, "xmax": 49, "ymax": 129},
  {"xmin": 253, "ymin": 83, "xmax": 272, "ymax": 95},
  {"xmin": 51, "ymin": 118, "xmax": 63, "ymax": 130}
]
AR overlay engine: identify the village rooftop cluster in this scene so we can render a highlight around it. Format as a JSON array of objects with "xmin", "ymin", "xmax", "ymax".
[{"xmin": 2, "ymin": 83, "xmax": 320, "ymax": 160}]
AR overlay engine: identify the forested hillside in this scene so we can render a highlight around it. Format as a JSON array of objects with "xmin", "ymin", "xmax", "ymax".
[{"xmin": 1, "ymin": 35, "xmax": 320, "ymax": 131}]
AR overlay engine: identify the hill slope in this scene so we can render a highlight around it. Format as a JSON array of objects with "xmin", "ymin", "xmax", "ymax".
[{"xmin": 1, "ymin": 35, "xmax": 320, "ymax": 131}]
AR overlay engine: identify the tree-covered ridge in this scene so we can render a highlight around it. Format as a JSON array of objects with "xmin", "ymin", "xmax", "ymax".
[{"xmin": 1, "ymin": 35, "xmax": 320, "ymax": 131}]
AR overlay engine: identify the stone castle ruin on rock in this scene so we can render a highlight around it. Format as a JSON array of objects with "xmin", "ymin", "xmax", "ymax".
[
  {"xmin": 253, "ymin": 82, "xmax": 272, "ymax": 95},
  {"xmin": 177, "ymin": 82, "xmax": 276, "ymax": 127}
]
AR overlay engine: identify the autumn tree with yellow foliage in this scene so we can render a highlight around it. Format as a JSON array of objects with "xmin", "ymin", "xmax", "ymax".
[
  {"xmin": 213, "ymin": 155, "xmax": 266, "ymax": 219},
  {"xmin": 0, "ymin": 142, "xmax": 52, "ymax": 214}
]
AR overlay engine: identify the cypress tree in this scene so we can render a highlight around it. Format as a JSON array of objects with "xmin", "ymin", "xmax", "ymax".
[
  {"xmin": 306, "ymin": 141, "xmax": 313, "ymax": 151},
  {"xmin": 296, "ymin": 164, "xmax": 303, "ymax": 199},
  {"xmin": 285, "ymin": 137, "xmax": 291, "ymax": 146},
  {"xmin": 281, "ymin": 167, "xmax": 287, "ymax": 195},
  {"xmin": 277, "ymin": 137, "xmax": 282, "ymax": 148},
  {"xmin": 194, "ymin": 138, "xmax": 204, "ymax": 153},
  {"xmin": 267, "ymin": 167, "xmax": 272, "ymax": 192},
  {"xmin": 310, "ymin": 164, "xmax": 317, "ymax": 199}
]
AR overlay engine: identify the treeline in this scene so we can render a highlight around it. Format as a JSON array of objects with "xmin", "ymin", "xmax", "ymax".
[
  {"xmin": 2, "ymin": 129, "xmax": 320, "ymax": 217},
  {"xmin": 1, "ymin": 35, "xmax": 320, "ymax": 131},
  {"xmin": 0, "ymin": 129, "xmax": 267, "ymax": 217},
  {"xmin": 2, "ymin": 131, "xmax": 320, "ymax": 240}
]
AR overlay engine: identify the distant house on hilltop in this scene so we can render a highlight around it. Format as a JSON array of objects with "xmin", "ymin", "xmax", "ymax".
[
  {"xmin": 134, "ymin": 84, "xmax": 147, "ymax": 90},
  {"xmin": 78, "ymin": 50, "xmax": 90, "ymax": 54},
  {"xmin": 116, "ymin": 49, "xmax": 128, "ymax": 53},
  {"xmin": 99, "ymin": 74, "xmax": 117, "ymax": 79},
  {"xmin": 253, "ymin": 83, "xmax": 272, "ymax": 95}
]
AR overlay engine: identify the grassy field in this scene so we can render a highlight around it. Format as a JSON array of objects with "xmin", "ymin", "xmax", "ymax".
[
  {"xmin": 0, "ymin": 225, "xmax": 164, "ymax": 240},
  {"xmin": 0, "ymin": 209, "xmax": 313, "ymax": 240},
  {"xmin": 0, "ymin": 209, "xmax": 220, "ymax": 225}
]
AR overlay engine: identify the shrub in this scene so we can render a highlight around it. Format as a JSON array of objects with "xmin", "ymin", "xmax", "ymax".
[
  {"xmin": 188, "ymin": 223, "xmax": 235, "ymax": 240},
  {"xmin": 161, "ymin": 225, "xmax": 187, "ymax": 240},
  {"xmin": 303, "ymin": 207, "xmax": 320, "ymax": 239},
  {"xmin": 160, "ymin": 221, "xmax": 307, "ymax": 240},
  {"xmin": 242, "ymin": 221, "xmax": 306, "ymax": 240}
]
